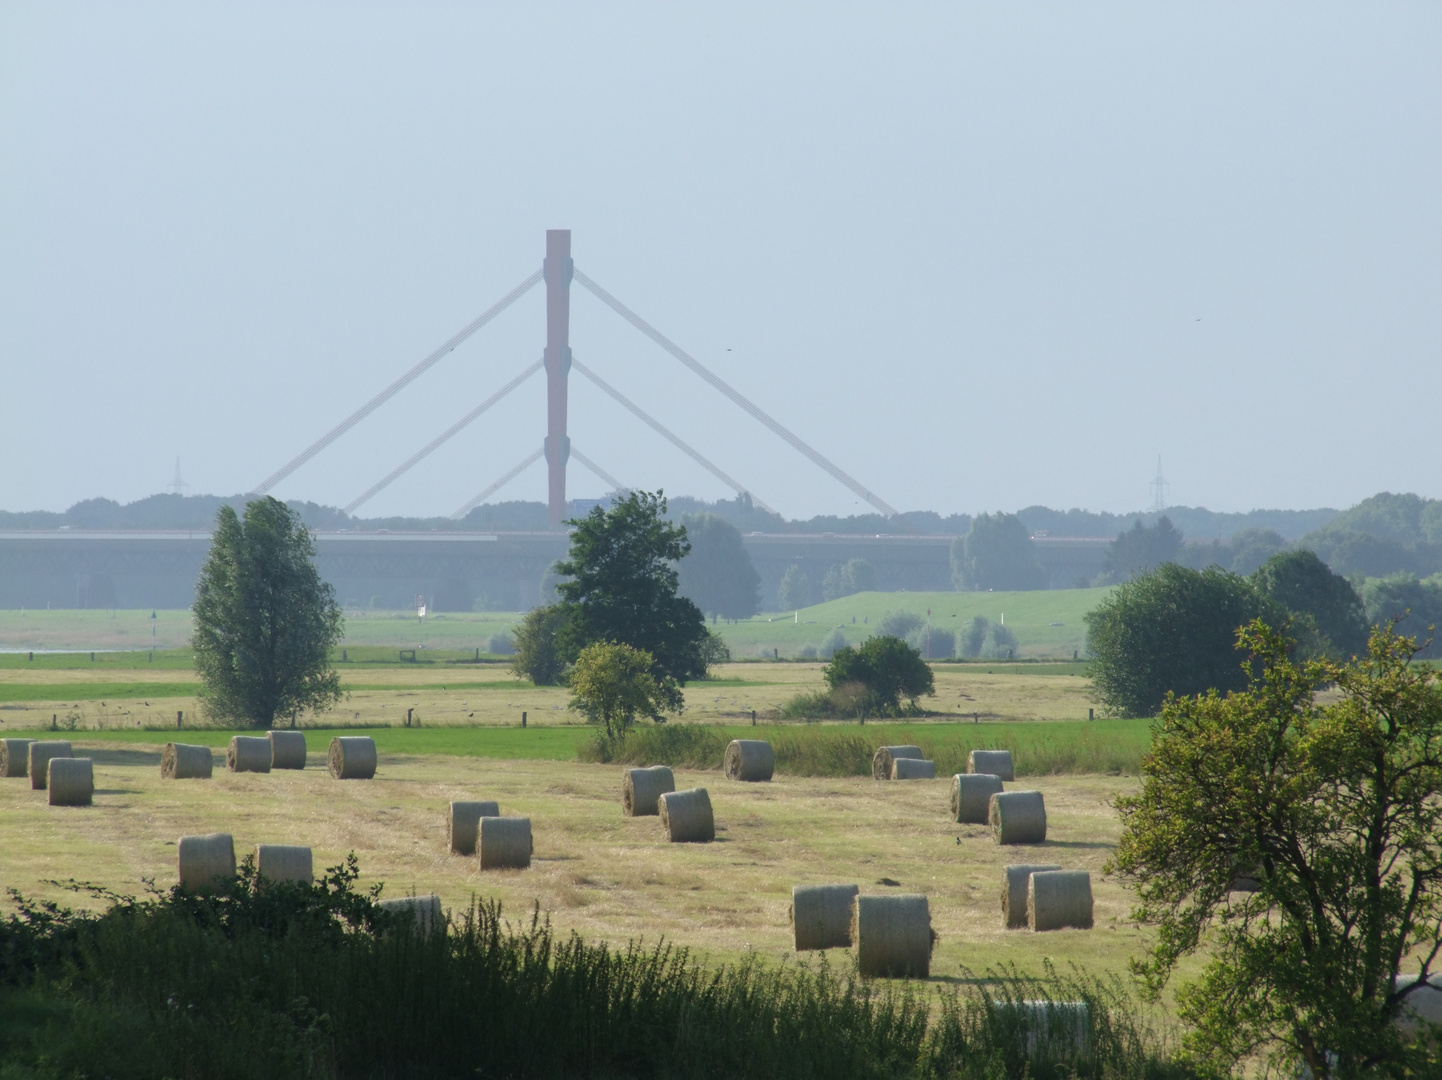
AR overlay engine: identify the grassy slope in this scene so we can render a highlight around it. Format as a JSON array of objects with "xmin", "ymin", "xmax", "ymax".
[
  {"xmin": 715, "ymin": 588, "xmax": 1109, "ymax": 659},
  {"xmin": 1, "ymin": 587, "xmax": 1110, "ymax": 659}
]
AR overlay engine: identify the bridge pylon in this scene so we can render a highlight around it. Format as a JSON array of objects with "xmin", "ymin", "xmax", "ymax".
[{"xmin": 543, "ymin": 229, "xmax": 573, "ymax": 527}]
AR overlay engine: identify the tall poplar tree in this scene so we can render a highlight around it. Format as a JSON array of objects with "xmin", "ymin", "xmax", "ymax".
[{"xmin": 192, "ymin": 497, "xmax": 344, "ymax": 727}]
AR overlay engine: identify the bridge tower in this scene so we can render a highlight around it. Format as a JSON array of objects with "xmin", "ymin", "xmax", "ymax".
[{"xmin": 543, "ymin": 229, "xmax": 573, "ymax": 527}]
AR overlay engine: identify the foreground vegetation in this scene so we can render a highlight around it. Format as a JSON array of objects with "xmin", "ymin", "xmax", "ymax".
[{"xmin": 0, "ymin": 860, "xmax": 1196, "ymax": 1080}]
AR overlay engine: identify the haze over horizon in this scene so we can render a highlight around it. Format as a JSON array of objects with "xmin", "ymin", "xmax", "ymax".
[{"xmin": 3, "ymin": 4, "xmax": 1439, "ymax": 520}]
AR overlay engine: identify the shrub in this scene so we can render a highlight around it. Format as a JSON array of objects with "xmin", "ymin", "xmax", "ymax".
[
  {"xmin": 823, "ymin": 636, "xmax": 934, "ymax": 715},
  {"xmin": 487, "ymin": 632, "xmax": 514, "ymax": 656},
  {"xmin": 878, "ymin": 611, "xmax": 924, "ymax": 639},
  {"xmin": 819, "ymin": 629, "xmax": 847, "ymax": 659},
  {"xmin": 575, "ymin": 723, "xmax": 726, "ymax": 767},
  {"xmin": 958, "ymin": 617, "xmax": 1018, "ymax": 660}
]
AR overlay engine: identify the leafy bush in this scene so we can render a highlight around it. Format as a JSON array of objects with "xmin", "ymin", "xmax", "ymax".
[
  {"xmin": 575, "ymin": 722, "xmax": 726, "ymax": 767},
  {"xmin": 823, "ymin": 636, "xmax": 934, "ymax": 716},
  {"xmin": 879, "ymin": 611, "xmax": 924, "ymax": 639},
  {"xmin": 487, "ymin": 632, "xmax": 514, "ymax": 655},
  {"xmin": 820, "ymin": 629, "xmax": 847, "ymax": 659},
  {"xmin": 959, "ymin": 616, "xmax": 1018, "ymax": 659}
]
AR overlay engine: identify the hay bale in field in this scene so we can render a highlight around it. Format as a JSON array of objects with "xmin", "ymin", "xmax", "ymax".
[
  {"xmin": 622, "ymin": 766, "xmax": 674, "ymax": 816},
  {"xmin": 178, "ymin": 833, "xmax": 236, "ymax": 893},
  {"xmin": 1, "ymin": 738, "xmax": 35, "ymax": 778},
  {"xmin": 995, "ymin": 1001, "xmax": 1092, "ymax": 1059},
  {"xmin": 1394, "ymin": 975, "xmax": 1442, "ymax": 1039},
  {"xmin": 872, "ymin": 745, "xmax": 923, "ymax": 780},
  {"xmin": 990, "ymin": 790, "xmax": 1047, "ymax": 844},
  {"xmin": 790, "ymin": 883, "xmax": 858, "ymax": 951},
  {"xmin": 659, "ymin": 788, "xmax": 715, "ymax": 843},
  {"xmin": 378, "ymin": 894, "xmax": 444, "ymax": 936},
  {"xmin": 1028, "ymin": 870, "xmax": 1093, "ymax": 931},
  {"xmin": 328, "ymin": 736, "xmax": 377, "ymax": 779},
  {"xmin": 952, "ymin": 773, "xmax": 1004, "ymax": 823},
  {"xmin": 256, "ymin": 844, "xmax": 313, "ymax": 885},
  {"xmin": 478, "ymin": 816, "xmax": 532, "ymax": 869},
  {"xmin": 1001, "ymin": 864, "xmax": 1062, "ymax": 929},
  {"xmin": 448, "ymin": 800, "xmax": 501, "ymax": 855},
  {"xmin": 28, "ymin": 741, "xmax": 72, "ymax": 790},
  {"xmin": 724, "ymin": 739, "xmax": 775, "ymax": 782},
  {"xmin": 227, "ymin": 736, "xmax": 272, "ymax": 773},
  {"xmin": 852, "ymin": 893, "xmax": 934, "ymax": 978},
  {"xmin": 891, "ymin": 758, "xmax": 936, "ymax": 780},
  {"xmin": 161, "ymin": 743, "xmax": 213, "ymax": 780},
  {"xmin": 268, "ymin": 730, "xmax": 307, "ymax": 770},
  {"xmin": 47, "ymin": 757, "xmax": 93, "ymax": 806},
  {"xmin": 968, "ymin": 749, "xmax": 1014, "ymax": 782}
]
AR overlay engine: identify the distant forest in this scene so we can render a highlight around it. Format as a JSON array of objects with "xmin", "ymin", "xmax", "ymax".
[
  {"xmin": 0, "ymin": 491, "xmax": 1339, "ymax": 541},
  {"xmin": 4, "ymin": 489, "xmax": 1440, "ymax": 594}
]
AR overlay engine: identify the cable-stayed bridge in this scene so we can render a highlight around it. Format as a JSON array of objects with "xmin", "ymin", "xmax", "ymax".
[{"xmin": 249, "ymin": 230, "xmax": 897, "ymax": 525}]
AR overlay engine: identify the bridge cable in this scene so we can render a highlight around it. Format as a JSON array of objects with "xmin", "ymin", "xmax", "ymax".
[
  {"xmin": 571, "ymin": 267, "xmax": 898, "ymax": 517},
  {"xmin": 570, "ymin": 357, "xmax": 777, "ymax": 516},
  {"xmin": 340, "ymin": 359, "xmax": 544, "ymax": 517},
  {"xmin": 449, "ymin": 447, "xmax": 544, "ymax": 521},
  {"xmin": 569, "ymin": 447, "xmax": 627, "ymax": 494},
  {"xmin": 251, "ymin": 268, "xmax": 544, "ymax": 496}
]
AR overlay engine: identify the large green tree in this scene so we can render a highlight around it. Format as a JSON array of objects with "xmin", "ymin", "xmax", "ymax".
[
  {"xmin": 675, "ymin": 512, "xmax": 759, "ymax": 622},
  {"xmin": 192, "ymin": 497, "xmax": 344, "ymax": 727},
  {"xmin": 823, "ymin": 635, "xmax": 934, "ymax": 715},
  {"xmin": 1252, "ymin": 548, "xmax": 1370, "ymax": 659},
  {"xmin": 1085, "ymin": 563, "xmax": 1285, "ymax": 718},
  {"xmin": 951, "ymin": 512, "xmax": 1046, "ymax": 591},
  {"xmin": 549, "ymin": 491, "xmax": 710, "ymax": 698},
  {"xmin": 1104, "ymin": 516, "xmax": 1185, "ymax": 580},
  {"xmin": 1112, "ymin": 622, "xmax": 1442, "ymax": 1077}
]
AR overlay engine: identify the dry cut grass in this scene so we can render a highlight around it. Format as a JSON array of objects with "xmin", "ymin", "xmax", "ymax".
[{"xmin": 0, "ymin": 742, "xmax": 1150, "ymax": 985}]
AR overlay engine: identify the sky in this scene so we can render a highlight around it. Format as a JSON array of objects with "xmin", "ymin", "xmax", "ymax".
[{"xmin": 2, "ymin": 3, "xmax": 1439, "ymax": 521}]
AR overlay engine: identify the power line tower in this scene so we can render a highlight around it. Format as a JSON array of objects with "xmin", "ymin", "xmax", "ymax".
[
  {"xmin": 169, "ymin": 458, "xmax": 189, "ymax": 496},
  {"xmin": 1150, "ymin": 456, "xmax": 1169, "ymax": 513}
]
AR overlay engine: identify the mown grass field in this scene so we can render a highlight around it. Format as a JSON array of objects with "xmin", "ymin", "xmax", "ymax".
[{"xmin": 0, "ymin": 748, "xmax": 1150, "ymax": 986}]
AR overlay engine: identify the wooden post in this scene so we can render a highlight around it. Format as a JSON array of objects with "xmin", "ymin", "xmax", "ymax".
[
  {"xmin": 406, "ymin": 708, "xmax": 413, "ymax": 728},
  {"xmin": 177, "ymin": 710, "xmax": 183, "ymax": 729},
  {"xmin": 521, "ymin": 712, "xmax": 527, "ymax": 728}
]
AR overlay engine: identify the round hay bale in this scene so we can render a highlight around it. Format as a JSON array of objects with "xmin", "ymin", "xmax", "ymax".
[
  {"xmin": 449, "ymin": 800, "xmax": 501, "ymax": 855},
  {"xmin": 851, "ymin": 893, "xmax": 934, "ymax": 978},
  {"xmin": 328, "ymin": 736, "xmax": 377, "ymax": 780},
  {"xmin": 995, "ymin": 1001, "xmax": 1092, "ymax": 1059},
  {"xmin": 161, "ymin": 743, "xmax": 213, "ymax": 780},
  {"xmin": 378, "ymin": 894, "xmax": 444, "ymax": 936},
  {"xmin": 724, "ymin": 739, "xmax": 775, "ymax": 782},
  {"xmin": 1028, "ymin": 870, "xmax": 1093, "ymax": 931},
  {"xmin": 0, "ymin": 738, "xmax": 35, "ymax": 778},
  {"xmin": 952, "ymin": 773, "xmax": 1005, "ymax": 823},
  {"xmin": 178, "ymin": 833, "xmax": 236, "ymax": 893},
  {"xmin": 659, "ymin": 788, "xmax": 715, "ymax": 843},
  {"xmin": 47, "ymin": 757, "xmax": 93, "ymax": 806},
  {"xmin": 1393, "ymin": 975, "xmax": 1442, "ymax": 1039},
  {"xmin": 268, "ymin": 730, "xmax": 307, "ymax": 770},
  {"xmin": 478, "ymin": 816, "xmax": 532, "ymax": 869},
  {"xmin": 1001, "ymin": 864, "xmax": 1062, "ymax": 929},
  {"xmin": 226, "ymin": 736, "xmax": 272, "ymax": 774},
  {"xmin": 622, "ymin": 766, "xmax": 675, "ymax": 816},
  {"xmin": 990, "ymin": 790, "xmax": 1047, "ymax": 845},
  {"xmin": 872, "ymin": 745, "xmax": 924, "ymax": 781},
  {"xmin": 891, "ymin": 758, "xmax": 936, "ymax": 780},
  {"xmin": 28, "ymin": 741, "xmax": 72, "ymax": 790},
  {"xmin": 255, "ymin": 844, "xmax": 313, "ymax": 885},
  {"xmin": 790, "ymin": 883, "xmax": 858, "ymax": 951},
  {"xmin": 968, "ymin": 749, "xmax": 1015, "ymax": 782}
]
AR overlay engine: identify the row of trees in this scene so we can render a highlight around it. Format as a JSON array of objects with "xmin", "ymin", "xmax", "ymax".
[{"xmin": 1086, "ymin": 549, "xmax": 1370, "ymax": 717}]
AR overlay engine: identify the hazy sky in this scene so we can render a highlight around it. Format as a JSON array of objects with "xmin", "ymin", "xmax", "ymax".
[{"xmin": 3, "ymin": 3, "xmax": 1439, "ymax": 521}]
